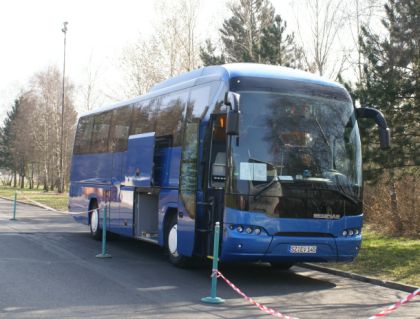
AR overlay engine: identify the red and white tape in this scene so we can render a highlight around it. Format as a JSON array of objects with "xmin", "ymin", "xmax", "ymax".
[
  {"xmin": 213, "ymin": 269, "xmax": 299, "ymax": 319},
  {"xmin": 14, "ymin": 192, "xmax": 98, "ymax": 216},
  {"xmin": 368, "ymin": 288, "xmax": 420, "ymax": 318},
  {"xmin": 213, "ymin": 269, "xmax": 419, "ymax": 319}
]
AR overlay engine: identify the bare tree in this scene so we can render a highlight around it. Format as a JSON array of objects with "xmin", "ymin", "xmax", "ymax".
[
  {"xmin": 344, "ymin": 0, "xmax": 385, "ymax": 84},
  {"xmin": 119, "ymin": 36, "xmax": 166, "ymax": 97},
  {"xmin": 294, "ymin": 0, "xmax": 347, "ymax": 78},
  {"xmin": 27, "ymin": 66, "xmax": 77, "ymax": 191},
  {"xmin": 80, "ymin": 54, "xmax": 104, "ymax": 112},
  {"xmin": 119, "ymin": 0, "xmax": 202, "ymax": 98}
]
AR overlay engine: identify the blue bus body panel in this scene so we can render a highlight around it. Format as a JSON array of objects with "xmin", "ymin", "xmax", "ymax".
[
  {"xmin": 158, "ymin": 188, "xmax": 180, "ymax": 246},
  {"xmin": 69, "ymin": 153, "xmax": 114, "ymax": 225},
  {"xmin": 125, "ymin": 133, "xmax": 155, "ymax": 187},
  {"xmin": 221, "ymin": 207, "xmax": 362, "ymax": 263}
]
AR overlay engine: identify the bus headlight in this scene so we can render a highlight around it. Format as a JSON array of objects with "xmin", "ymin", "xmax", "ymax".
[
  {"xmin": 236, "ymin": 226, "xmax": 244, "ymax": 233},
  {"xmin": 254, "ymin": 228, "xmax": 261, "ymax": 235},
  {"xmin": 245, "ymin": 227, "xmax": 253, "ymax": 234}
]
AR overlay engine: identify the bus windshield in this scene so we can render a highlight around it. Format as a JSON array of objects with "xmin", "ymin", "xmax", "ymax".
[{"xmin": 228, "ymin": 90, "xmax": 362, "ymax": 204}]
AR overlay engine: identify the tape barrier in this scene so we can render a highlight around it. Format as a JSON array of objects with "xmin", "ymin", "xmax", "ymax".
[
  {"xmin": 213, "ymin": 269, "xmax": 299, "ymax": 319},
  {"xmin": 213, "ymin": 269, "xmax": 420, "ymax": 319},
  {"xmin": 368, "ymin": 288, "xmax": 420, "ymax": 318},
  {"xmin": 14, "ymin": 191, "xmax": 98, "ymax": 216}
]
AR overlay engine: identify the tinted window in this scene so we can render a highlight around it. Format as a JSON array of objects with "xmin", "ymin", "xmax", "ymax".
[
  {"xmin": 130, "ymin": 99, "xmax": 156, "ymax": 136},
  {"xmin": 187, "ymin": 83, "xmax": 219, "ymax": 122},
  {"xmin": 74, "ymin": 116, "xmax": 93, "ymax": 154},
  {"xmin": 109, "ymin": 106, "xmax": 132, "ymax": 152},
  {"xmin": 156, "ymin": 91, "xmax": 188, "ymax": 146},
  {"xmin": 90, "ymin": 111, "xmax": 112, "ymax": 153}
]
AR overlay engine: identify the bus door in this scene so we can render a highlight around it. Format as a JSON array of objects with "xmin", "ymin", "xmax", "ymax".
[
  {"xmin": 119, "ymin": 132, "xmax": 156, "ymax": 237},
  {"xmin": 177, "ymin": 122, "xmax": 199, "ymax": 256},
  {"xmin": 204, "ymin": 114, "xmax": 227, "ymax": 254}
]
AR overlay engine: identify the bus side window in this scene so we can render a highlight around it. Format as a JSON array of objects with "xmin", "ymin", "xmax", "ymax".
[
  {"xmin": 110, "ymin": 106, "xmax": 132, "ymax": 152},
  {"xmin": 90, "ymin": 111, "xmax": 112, "ymax": 153},
  {"xmin": 130, "ymin": 100, "xmax": 156, "ymax": 136},
  {"xmin": 156, "ymin": 91, "xmax": 188, "ymax": 146},
  {"xmin": 74, "ymin": 116, "xmax": 94, "ymax": 155}
]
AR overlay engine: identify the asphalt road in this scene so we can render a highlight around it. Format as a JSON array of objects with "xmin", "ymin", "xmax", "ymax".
[{"xmin": 0, "ymin": 198, "xmax": 418, "ymax": 319}]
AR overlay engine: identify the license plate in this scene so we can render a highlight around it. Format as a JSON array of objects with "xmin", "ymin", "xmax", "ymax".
[{"xmin": 289, "ymin": 245, "xmax": 317, "ymax": 254}]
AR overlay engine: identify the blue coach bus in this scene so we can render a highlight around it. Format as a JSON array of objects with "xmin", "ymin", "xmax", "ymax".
[{"xmin": 69, "ymin": 63, "xmax": 389, "ymax": 268}]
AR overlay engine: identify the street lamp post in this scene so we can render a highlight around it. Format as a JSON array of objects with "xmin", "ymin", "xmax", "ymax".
[{"xmin": 59, "ymin": 21, "xmax": 68, "ymax": 193}]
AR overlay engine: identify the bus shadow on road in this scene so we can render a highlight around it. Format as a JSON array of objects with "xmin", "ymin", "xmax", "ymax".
[{"xmin": 99, "ymin": 235, "xmax": 336, "ymax": 298}]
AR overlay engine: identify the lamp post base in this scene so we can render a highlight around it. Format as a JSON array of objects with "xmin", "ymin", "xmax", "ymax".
[
  {"xmin": 96, "ymin": 253, "xmax": 112, "ymax": 258},
  {"xmin": 201, "ymin": 296, "xmax": 225, "ymax": 304}
]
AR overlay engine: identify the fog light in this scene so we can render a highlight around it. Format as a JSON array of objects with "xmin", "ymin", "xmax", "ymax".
[
  {"xmin": 245, "ymin": 227, "xmax": 253, "ymax": 234},
  {"xmin": 348, "ymin": 229, "xmax": 354, "ymax": 236},
  {"xmin": 342, "ymin": 230, "xmax": 348, "ymax": 236},
  {"xmin": 237, "ymin": 226, "xmax": 244, "ymax": 233},
  {"xmin": 254, "ymin": 228, "xmax": 261, "ymax": 235}
]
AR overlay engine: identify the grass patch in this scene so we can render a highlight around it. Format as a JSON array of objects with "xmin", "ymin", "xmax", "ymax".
[
  {"xmin": 0, "ymin": 186, "xmax": 68, "ymax": 211},
  {"xmin": 329, "ymin": 227, "xmax": 420, "ymax": 287}
]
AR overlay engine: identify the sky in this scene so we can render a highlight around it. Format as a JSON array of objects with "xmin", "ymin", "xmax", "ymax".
[
  {"xmin": 0, "ymin": 0, "xmax": 383, "ymax": 123},
  {"xmin": 0, "ymin": 0, "xmax": 231, "ymax": 121}
]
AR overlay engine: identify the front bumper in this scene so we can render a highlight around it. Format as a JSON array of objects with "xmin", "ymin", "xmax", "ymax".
[{"xmin": 220, "ymin": 222, "xmax": 362, "ymax": 263}]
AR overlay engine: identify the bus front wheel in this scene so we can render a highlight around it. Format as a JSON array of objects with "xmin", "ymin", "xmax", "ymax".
[
  {"xmin": 89, "ymin": 207, "xmax": 101, "ymax": 240},
  {"xmin": 166, "ymin": 215, "xmax": 191, "ymax": 267}
]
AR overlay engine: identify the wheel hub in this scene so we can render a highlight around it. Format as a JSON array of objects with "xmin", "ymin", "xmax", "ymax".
[{"xmin": 168, "ymin": 224, "xmax": 179, "ymax": 257}]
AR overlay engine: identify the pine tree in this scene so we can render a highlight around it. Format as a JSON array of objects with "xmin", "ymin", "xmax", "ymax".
[
  {"xmin": 259, "ymin": 15, "xmax": 296, "ymax": 67},
  {"xmin": 356, "ymin": 0, "xmax": 419, "ymax": 235},
  {"xmin": 358, "ymin": 0, "xmax": 419, "ymax": 181},
  {"xmin": 0, "ymin": 99, "xmax": 20, "ymax": 185},
  {"xmin": 200, "ymin": 0, "xmax": 300, "ymax": 67}
]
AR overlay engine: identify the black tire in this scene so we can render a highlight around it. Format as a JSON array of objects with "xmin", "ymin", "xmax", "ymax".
[
  {"xmin": 89, "ymin": 206, "xmax": 101, "ymax": 240},
  {"xmin": 270, "ymin": 262, "xmax": 294, "ymax": 270},
  {"xmin": 165, "ymin": 214, "xmax": 191, "ymax": 267}
]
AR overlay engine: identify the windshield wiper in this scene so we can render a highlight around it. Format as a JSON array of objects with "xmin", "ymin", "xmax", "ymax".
[
  {"xmin": 315, "ymin": 116, "xmax": 330, "ymax": 148},
  {"xmin": 253, "ymin": 177, "xmax": 279, "ymax": 200},
  {"xmin": 329, "ymin": 185, "xmax": 359, "ymax": 205}
]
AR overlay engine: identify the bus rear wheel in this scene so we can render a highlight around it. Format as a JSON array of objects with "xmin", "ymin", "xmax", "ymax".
[
  {"xmin": 89, "ymin": 207, "xmax": 101, "ymax": 240},
  {"xmin": 166, "ymin": 215, "xmax": 191, "ymax": 267}
]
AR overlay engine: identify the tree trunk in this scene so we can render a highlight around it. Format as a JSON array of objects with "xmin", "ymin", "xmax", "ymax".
[
  {"xmin": 389, "ymin": 169, "xmax": 403, "ymax": 235},
  {"xmin": 13, "ymin": 171, "xmax": 17, "ymax": 188}
]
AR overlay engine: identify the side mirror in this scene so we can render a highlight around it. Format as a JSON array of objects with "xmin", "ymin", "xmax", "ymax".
[
  {"xmin": 224, "ymin": 92, "xmax": 240, "ymax": 135},
  {"xmin": 356, "ymin": 107, "xmax": 391, "ymax": 149}
]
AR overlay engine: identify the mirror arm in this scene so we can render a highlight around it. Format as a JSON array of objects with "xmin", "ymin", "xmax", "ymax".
[{"xmin": 356, "ymin": 107, "xmax": 391, "ymax": 149}]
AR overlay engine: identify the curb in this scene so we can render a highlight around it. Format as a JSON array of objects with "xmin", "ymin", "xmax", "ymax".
[{"xmin": 300, "ymin": 263, "xmax": 418, "ymax": 293}]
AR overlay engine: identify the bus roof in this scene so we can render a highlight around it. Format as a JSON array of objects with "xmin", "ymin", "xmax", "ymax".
[
  {"xmin": 150, "ymin": 63, "xmax": 343, "ymax": 92},
  {"xmin": 81, "ymin": 63, "xmax": 344, "ymax": 118}
]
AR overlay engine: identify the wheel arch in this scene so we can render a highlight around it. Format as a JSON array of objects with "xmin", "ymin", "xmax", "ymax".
[
  {"xmin": 88, "ymin": 197, "xmax": 99, "ymax": 225},
  {"xmin": 163, "ymin": 207, "xmax": 178, "ymax": 247}
]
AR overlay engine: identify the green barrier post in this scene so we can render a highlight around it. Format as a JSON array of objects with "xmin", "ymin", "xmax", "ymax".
[
  {"xmin": 10, "ymin": 191, "xmax": 17, "ymax": 221},
  {"xmin": 201, "ymin": 221, "xmax": 225, "ymax": 304},
  {"xmin": 96, "ymin": 205, "xmax": 111, "ymax": 258}
]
